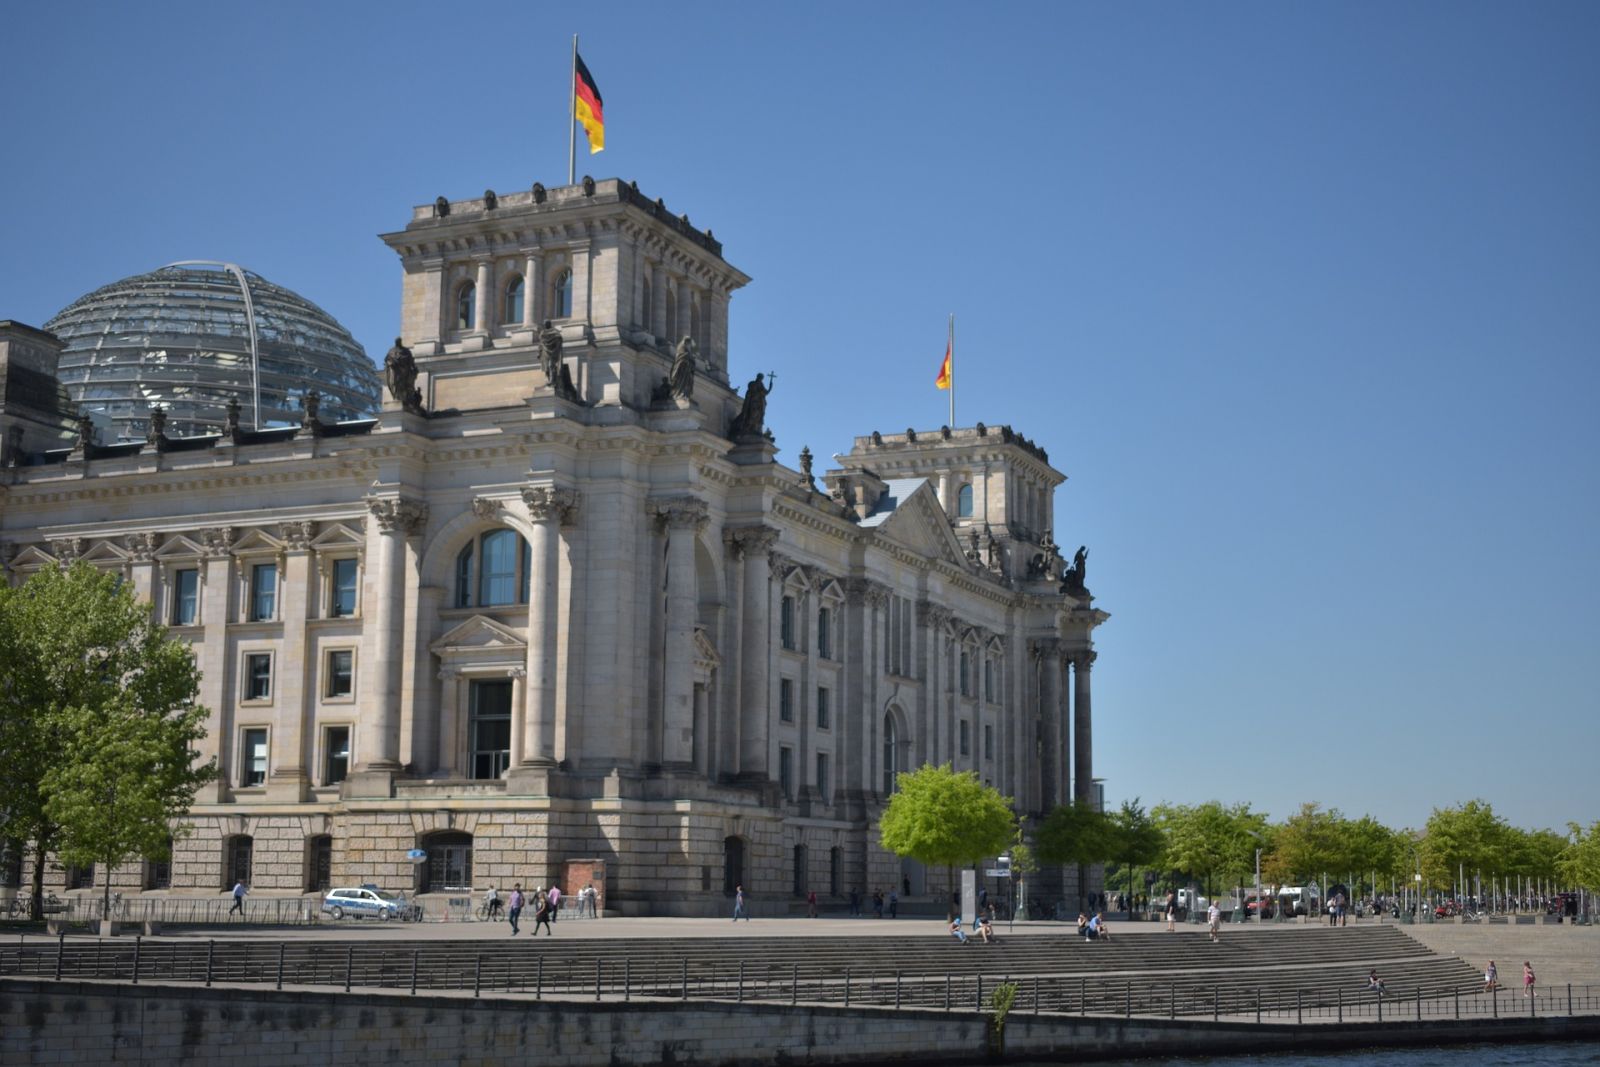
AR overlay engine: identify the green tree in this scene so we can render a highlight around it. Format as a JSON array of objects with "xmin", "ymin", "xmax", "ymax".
[
  {"xmin": 1557, "ymin": 822, "xmax": 1600, "ymax": 893},
  {"xmin": 1420, "ymin": 800, "xmax": 1511, "ymax": 889},
  {"xmin": 1105, "ymin": 798, "xmax": 1165, "ymax": 911},
  {"xmin": 1342, "ymin": 814, "xmax": 1403, "ymax": 895},
  {"xmin": 1266, "ymin": 802, "xmax": 1347, "ymax": 885},
  {"xmin": 878, "ymin": 763, "xmax": 1015, "ymax": 917},
  {"xmin": 1153, "ymin": 801, "xmax": 1270, "ymax": 899},
  {"xmin": 0, "ymin": 563, "xmax": 215, "ymax": 916}
]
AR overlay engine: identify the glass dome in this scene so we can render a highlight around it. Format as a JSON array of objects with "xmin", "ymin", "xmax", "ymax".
[{"xmin": 45, "ymin": 262, "xmax": 381, "ymax": 441}]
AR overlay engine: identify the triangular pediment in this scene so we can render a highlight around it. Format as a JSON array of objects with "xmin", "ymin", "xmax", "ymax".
[
  {"xmin": 6, "ymin": 544, "xmax": 60, "ymax": 570},
  {"xmin": 430, "ymin": 614, "xmax": 528, "ymax": 655},
  {"xmin": 79, "ymin": 539, "xmax": 130, "ymax": 564},
  {"xmin": 231, "ymin": 528, "xmax": 284, "ymax": 554},
  {"xmin": 310, "ymin": 522, "xmax": 364, "ymax": 549},
  {"xmin": 870, "ymin": 482, "xmax": 969, "ymax": 567},
  {"xmin": 693, "ymin": 627, "xmax": 721, "ymax": 667},
  {"xmin": 154, "ymin": 534, "xmax": 205, "ymax": 560}
]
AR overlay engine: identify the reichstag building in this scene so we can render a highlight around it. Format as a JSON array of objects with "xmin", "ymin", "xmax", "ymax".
[{"xmin": 0, "ymin": 178, "xmax": 1106, "ymax": 914}]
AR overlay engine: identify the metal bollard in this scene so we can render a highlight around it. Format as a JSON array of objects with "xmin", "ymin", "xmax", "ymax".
[
  {"xmin": 946, "ymin": 973, "xmax": 952, "ymax": 1012},
  {"xmin": 976, "ymin": 975, "xmax": 983, "ymax": 1013},
  {"xmin": 1296, "ymin": 989, "xmax": 1301, "ymax": 1025},
  {"xmin": 55, "ymin": 932, "xmax": 64, "ymax": 981},
  {"xmin": 1337, "ymin": 988, "xmax": 1342, "ymax": 1023},
  {"xmin": 277, "ymin": 943, "xmax": 285, "ymax": 990},
  {"xmin": 1376, "ymin": 988, "xmax": 1382, "ymax": 1023},
  {"xmin": 1567, "ymin": 983, "xmax": 1572, "ymax": 1016},
  {"xmin": 536, "ymin": 957, "xmax": 543, "ymax": 1000},
  {"xmin": 845, "ymin": 968, "xmax": 851, "ymax": 1008},
  {"xmin": 625, "ymin": 959, "xmax": 631, "ymax": 1001},
  {"xmin": 206, "ymin": 940, "xmax": 215, "ymax": 987},
  {"xmin": 792, "ymin": 963, "xmax": 798, "ymax": 1005},
  {"xmin": 1416, "ymin": 987, "xmax": 1422, "ymax": 1020},
  {"xmin": 738, "ymin": 961, "xmax": 743, "ymax": 1003},
  {"xmin": 1126, "ymin": 981, "xmax": 1132, "ymax": 1019},
  {"xmin": 681, "ymin": 959, "xmax": 688, "ymax": 1001},
  {"xmin": 1033, "ymin": 975, "xmax": 1039, "ymax": 1014},
  {"xmin": 411, "ymin": 950, "xmax": 419, "ymax": 995},
  {"xmin": 895, "ymin": 970, "xmax": 901, "ymax": 1009},
  {"xmin": 1493, "ymin": 987, "xmax": 1497, "ymax": 1017},
  {"xmin": 131, "ymin": 936, "xmax": 141, "ymax": 985},
  {"xmin": 345, "ymin": 945, "xmax": 353, "ymax": 994},
  {"xmin": 1256, "ymin": 988, "xmax": 1261, "ymax": 1025},
  {"xmin": 1213, "ymin": 988, "xmax": 1219, "ymax": 1022},
  {"xmin": 474, "ymin": 955, "xmax": 482, "ymax": 999},
  {"xmin": 1175, "ymin": 984, "xmax": 1180, "ymax": 1021},
  {"xmin": 1081, "ymin": 976, "xmax": 1087, "ymax": 1016},
  {"xmin": 94, "ymin": 939, "xmax": 101, "ymax": 980},
  {"xmin": 596, "ymin": 958, "xmax": 603, "ymax": 1001},
  {"xmin": 1455, "ymin": 987, "xmax": 1459, "ymax": 1019}
]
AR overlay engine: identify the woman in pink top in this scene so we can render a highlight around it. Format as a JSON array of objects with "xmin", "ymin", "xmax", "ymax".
[{"xmin": 1523, "ymin": 961, "xmax": 1536, "ymax": 998}]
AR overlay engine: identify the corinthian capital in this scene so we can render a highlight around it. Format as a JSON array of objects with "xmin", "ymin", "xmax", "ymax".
[
  {"xmin": 280, "ymin": 521, "xmax": 315, "ymax": 551},
  {"xmin": 522, "ymin": 485, "xmax": 581, "ymax": 525},
  {"xmin": 1030, "ymin": 637, "xmax": 1060, "ymax": 662},
  {"xmin": 1070, "ymin": 649, "xmax": 1098, "ymax": 671},
  {"xmin": 650, "ymin": 495, "xmax": 710, "ymax": 532},
  {"xmin": 50, "ymin": 537, "xmax": 86, "ymax": 565},
  {"xmin": 366, "ymin": 496, "xmax": 428, "ymax": 534},
  {"xmin": 123, "ymin": 532, "xmax": 159, "ymax": 562},
  {"xmin": 200, "ymin": 526, "xmax": 237, "ymax": 558},
  {"xmin": 725, "ymin": 524, "xmax": 780, "ymax": 560}
]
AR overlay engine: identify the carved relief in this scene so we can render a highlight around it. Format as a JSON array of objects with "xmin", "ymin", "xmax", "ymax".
[
  {"xmin": 725, "ymin": 525, "xmax": 779, "ymax": 560},
  {"xmin": 50, "ymin": 537, "xmax": 86, "ymax": 565},
  {"xmin": 522, "ymin": 485, "xmax": 581, "ymax": 525},
  {"xmin": 280, "ymin": 521, "xmax": 315, "ymax": 551},
  {"xmin": 471, "ymin": 497, "xmax": 503, "ymax": 521},
  {"xmin": 649, "ymin": 495, "xmax": 709, "ymax": 532},
  {"xmin": 200, "ymin": 527, "xmax": 237, "ymax": 558},
  {"xmin": 123, "ymin": 532, "xmax": 159, "ymax": 563},
  {"xmin": 365, "ymin": 497, "xmax": 428, "ymax": 535}
]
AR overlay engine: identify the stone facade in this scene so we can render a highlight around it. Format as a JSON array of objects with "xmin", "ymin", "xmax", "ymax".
[{"xmin": 0, "ymin": 178, "xmax": 1107, "ymax": 915}]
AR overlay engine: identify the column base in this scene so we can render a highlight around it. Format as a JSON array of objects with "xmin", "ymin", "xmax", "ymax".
[
  {"xmin": 264, "ymin": 772, "xmax": 311, "ymax": 803},
  {"xmin": 343, "ymin": 769, "xmax": 396, "ymax": 799},
  {"xmin": 505, "ymin": 763, "xmax": 555, "ymax": 797}
]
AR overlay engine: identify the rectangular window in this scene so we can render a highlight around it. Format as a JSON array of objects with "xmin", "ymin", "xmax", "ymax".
[
  {"xmin": 244, "ymin": 653, "xmax": 272, "ymax": 701},
  {"xmin": 781, "ymin": 595, "xmax": 796, "ymax": 650},
  {"xmin": 779, "ymin": 745, "xmax": 793, "ymax": 799},
  {"xmin": 816, "ymin": 752, "xmax": 830, "ymax": 798},
  {"xmin": 323, "ymin": 725, "xmax": 350, "ymax": 785},
  {"xmin": 984, "ymin": 660, "xmax": 994, "ymax": 702},
  {"xmin": 779, "ymin": 678, "xmax": 794, "ymax": 723},
  {"xmin": 241, "ymin": 727, "xmax": 268, "ymax": 786},
  {"xmin": 960, "ymin": 651, "xmax": 971, "ymax": 696},
  {"xmin": 325, "ymin": 649, "xmax": 353, "ymax": 698},
  {"xmin": 248, "ymin": 563, "xmax": 277, "ymax": 621},
  {"xmin": 817, "ymin": 607, "xmax": 831, "ymax": 659},
  {"xmin": 959, "ymin": 719, "xmax": 971, "ymax": 757},
  {"xmin": 331, "ymin": 558, "xmax": 359, "ymax": 617},
  {"xmin": 469, "ymin": 679, "xmax": 513, "ymax": 779},
  {"xmin": 816, "ymin": 686, "xmax": 830, "ymax": 730},
  {"xmin": 984, "ymin": 723, "xmax": 994, "ymax": 761},
  {"xmin": 172, "ymin": 568, "xmax": 199, "ymax": 625}
]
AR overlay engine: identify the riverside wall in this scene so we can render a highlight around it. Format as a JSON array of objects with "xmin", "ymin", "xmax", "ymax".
[{"xmin": 4, "ymin": 979, "xmax": 1600, "ymax": 1066}]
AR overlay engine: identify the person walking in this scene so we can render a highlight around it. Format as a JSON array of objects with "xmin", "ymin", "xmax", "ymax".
[
  {"xmin": 1165, "ymin": 890, "xmax": 1177, "ymax": 932},
  {"xmin": 485, "ymin": 885, "xmax": 501, "ymax": 921},
  {"xmin": 507, "ymin": 884, "xmax": 524, "ymax": 935},
  {"xmin": 228, "ymin": 880, "xmax": 248, "ymax": 917},
  {"xmin": 872, "ymin": 889, "xmax": 884, "ymax": 919},
  {"xmin": 1207, "ymin": 900, "xmax": 1222, "ymax": 942},
  {"xmin": 732, "ymin": 883, "xmax": 749, "ymax": 921},
  {"xmin": 807, "ymin": 889, "xmax": 817, "ymax": 918},
  {"xmin": 1484, "ymin": 960, "xmax": 1498, "ymax": 994},
  {"xmin": 1523, "ymin": 961, "xmax": 1536, "ymax": 998},
  {"xmin": 889, "ymin": 889, "xmax": 899, "ymax": 919},
  {"xmin": 547, "ymin": 884, "xmax": 562, "ymax": 924},
  {"xmin": 533, "ymin": 889, "xmax": 553, "ymax": 936}
]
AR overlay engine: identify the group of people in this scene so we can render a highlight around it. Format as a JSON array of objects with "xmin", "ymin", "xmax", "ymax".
[
  {"xmin": 1076, "ymin": 911, "xmax": 1113, "ymax": 941},
  {"xmin": 484, "ymin": 882, "xmax": 598, "ymax": 934},
  {"xmin": 950, "ymin": 910, "xmax": 998, "ymax": 944},
  {"xmin": 1482, "ymin": 960, "xmax": 1538, "ymax": 998}
]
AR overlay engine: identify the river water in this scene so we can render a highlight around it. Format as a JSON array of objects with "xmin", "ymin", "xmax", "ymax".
[{"xmin": 1127, "ymin": 1040, "xmax": 1600, "ymax": 1066}]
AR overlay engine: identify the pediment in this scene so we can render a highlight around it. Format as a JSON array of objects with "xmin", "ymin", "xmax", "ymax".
[
  {"xmin": 231, "ymin": 528, "xmax": 284, "ymax": 554},
  {"xmin": 79, "ymin": 539, "xmax": 130, "ymax": 564},
  {"xmin": 693, "ymin": 627, "xmax": 721, "ymax": 667},
  {"xmin": 310, "ymin": 522, "xmax": 364, "ymax": 549},
  {"xmin": 870, "ymin": 482, "xmax": 969, "ymax": 567},
  {"xmin": 430, "ymin": 614, "xmax": 528, "ymax": 655},
  {"xmin": 6, "ymin": 544, "xmax": 60, "ymax": 570},
  {"xmin": 154, "ymin": 534, "xmax": 205, "ymax": 560}
]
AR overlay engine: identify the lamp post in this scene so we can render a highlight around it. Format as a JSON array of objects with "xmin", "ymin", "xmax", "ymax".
[{"xmin": 1243, "ymin": 828, "xmax": 1264, "ymax": 924}]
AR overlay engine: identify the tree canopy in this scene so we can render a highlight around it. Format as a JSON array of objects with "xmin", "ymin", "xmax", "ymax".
[
  {"xmin": 1152, "ymin": 800, "xmax": 1270, "ymax": 896},
  {"xmin": 878, "ymin": 763, "xmax": 1015, "ymax": 871},
  {"xmin": 0, "ymin": 563, "xmax": 215, "ymax": 914}
]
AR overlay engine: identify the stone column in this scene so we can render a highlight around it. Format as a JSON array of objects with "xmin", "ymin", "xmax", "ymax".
[
  {"xmin": 124, "ymin": 532, "xmax": 158, "ymax": 608},
  {"xmin": 266, "ymin": 522, "xmax": 315, "ymax": 801},
  {"xmin": 510, "ymin": 486, "xmax": 579, "ymax": 792},
  {"xmin": 531, "ymin": 254, "xmax": 550, "ymax": 329},
  {"xmin": 1033, "ymin": 639, "xmax": 1061, "ymax": 811},
  {"xmin": 729, "ymin": 525, "xmax": 779, "ymax": 777},
  {"xmin": 1072, "ymin": 650, "xmax": 1096, "ymax": 806},
  {"xmin": 194, "ymin": 526, "xmax": 235, "ymax": 802},
  {"xmin": 472, "ymin": 259, "xmax": 491, "ymax": 334},
  {"xmin": 652, "ymin": 496, "xmax": 709, "ymax": 769},
  {"xmin": 351, "ymin": 497, "xmax": 426, "ymax": 794}
]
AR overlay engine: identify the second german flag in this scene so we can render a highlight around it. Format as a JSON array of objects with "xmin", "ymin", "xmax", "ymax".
[{"xmin": 574, "ymin": 53, "xmax": 605, "ymax": 154}]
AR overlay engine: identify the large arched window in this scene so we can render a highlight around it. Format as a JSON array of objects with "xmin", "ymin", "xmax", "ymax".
[
  {"xmin": 957, "ymin": 484, "xmax": 974, "ymax": 518},
  {"xmin": 552, "ymin": 269, "xmax": 573, "ymax": 319},
  {"xmin": 454, "ymin": 529, "xmax": 532, "ymax": 608},
  {"xmin": 503, "ymin": 275, "xmax": 524, "ymax": 325},
  {"xmin": 456, "ymin": 282, "xmax": 476, "ymax": 331},
  {"xmin": 882, "ymin": 712, "xmax": 900, "ymax": 795},
  {"xmin": 420, "ymin": 831, "xmax": 473, "ymax": 892}
]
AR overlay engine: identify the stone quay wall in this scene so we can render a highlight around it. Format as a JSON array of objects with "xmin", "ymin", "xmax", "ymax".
[{"xmin": 6, "ymin": 978, "xmax": 1600, "ymax": 1066}]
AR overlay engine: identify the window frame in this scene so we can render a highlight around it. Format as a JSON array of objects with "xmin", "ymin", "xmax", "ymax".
[
  {"xmin": 779, "ymin": 678, "xmax": 794, "ymax": 723},
  {"xmin": 551, "ymin": 268, "xmax": 572, "ymax": 319},
  {"xmin": 959, "ymin": 718, "xmax": 971, "ymax": 757},
  {"xmin": 247, "ymin": 562, "xmax": 277, "ymax": 622},
  {"xmin": 322, "ymin": 724, "xmax": 351, "ymax": 785},
  {"xmin": 324, "ymin": 648, "xmax": 355, "ymax": 700},
  {"xmin": 242, "ymin": 652, "xmax": 274, "ymax": 703},
  {"xmin": 779, "ymin": 745, "xmax": 794, "ymax": 800},
  {"xmin": 815, "ymin": 751, "xmax": 830, "ymax": 799},
  {"xmin": 780, "ymin": 595, "xmax": 796, "ymax": 650},
  {"xmin": 468, "ymin": 678, "xmax": 513, "ymax": 780},
  {"xmin": 240, "ymin": 726, "xmax": 269, "ymax": 787},
  {"xmin": 817, "ymin": 606, "xmax": 831, "ymax": 659},
  {"xmin": 502, "ymin": 273, "xmax": 525, "ymax": 325},
  {"xmin": 329, "ymin": 557, "xmax": 360, "ymax": 618},
  {"xmin": 816, "ymin": 685, "xmax": 830, "ymax": 730},
  {"xmin": 957, "ymin": 483, "xmax": 974, "ymax": 518},
  {"xmin": 456, "ymin": 280, "xmax": 476, "ymax": 331},
  {"xmin": 454, "ymin": 530, "xmax": 533, "ymax": 609},
  {"xmin": 171, "ymin": 567, "xmax": 199, "ymax": 626}
]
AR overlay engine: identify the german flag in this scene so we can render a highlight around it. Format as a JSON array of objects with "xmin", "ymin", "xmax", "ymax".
[
  {"xmin": 935, "ymin": 340, "xmax": 952, "ymax": 389},
  {"xmin": 574, "ymin": 53, "xmax": 605, "ymax": 154}
]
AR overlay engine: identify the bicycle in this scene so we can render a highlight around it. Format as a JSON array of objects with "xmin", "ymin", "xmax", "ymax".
[{"xmin": 475, "ymin": 900, "xmax": 504, "ymax": 922}]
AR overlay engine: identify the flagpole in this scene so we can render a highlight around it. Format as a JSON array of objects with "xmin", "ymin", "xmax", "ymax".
[
  {"xmin": 948, "ymin": 313, "xmax": 955, "ymax": 427},
  {"xmin": 568, "ymin": 34, "xmax": 578, "ymax": 186}
]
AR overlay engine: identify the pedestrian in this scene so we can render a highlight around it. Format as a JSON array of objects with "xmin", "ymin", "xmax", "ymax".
[
  {"xmin": 872, "ymin": 889, "xmax": 884, "ymax": 919},
  {"xmin": 1484, "ymin": 960, "xmax": 1497, "ymax": 993},
  {"xmin": 733, "ymin": 883, "xmax": 749, "ymax": 921},
  {"xmin": 849, "ymin": 887, "xmax": 861, "ymax": 917},
  {"xmin": 1207, "ymin": 900, "xmax": 1222, "ymax": 942},
  {"xmin": 1367, "ymin": 969, "xmax": 1386, "ymax": 995},
  {"xmin": 1094, "ymin": 911, "xmax": 1112, "ymax": 941},
  {"xmin": 889, "ymin": 889, "xmax": 899, "ymax": 919},
  {"xmin": 584, "ymin": 883, "xmax": 598, "ymax": 918},
  {"xmin": 533, "ymin": 889, "xmax": 553, "ymax": 936},
  {"xmin": 547, "ymin": 884, "xmax": 562, "ymax": 924},
  {"xmin": 1523, "ymin": 961, "xmax": 1536, "ymax": 998},
  {"xmin": 507, "ymin": 884, "xmax": 524, "ymax": 935},
  {"xmin": 485, "ymin": 885, "xmax": 501, "ymax": 921},
  {"xmin": 228, "ymin": 879, "xmax": 248, "ymax": 917},
  {"xmin": 950, "ymin": 918, "xmax": 969, "ymax": 944},
  {"xmin": 1165, "ymin": 890, "xmax": 1177, "ymax": 932},
  {"xmin": 978, "ymin": 913, "xmax": 996, "ymax": 944}
]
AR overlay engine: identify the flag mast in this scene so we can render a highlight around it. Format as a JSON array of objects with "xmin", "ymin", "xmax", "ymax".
[
  {"xmin": 948, "ymin": 312, "xmax": 955, "ymax": 427},
  {"xmin": 568, "ymin": 34, "xmax": 578, "ymax": 186}
]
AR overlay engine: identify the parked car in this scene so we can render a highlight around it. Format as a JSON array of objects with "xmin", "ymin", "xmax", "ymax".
[{"xmin": 322, "ymin": 885, "xmax": 421, "ymax": 922}]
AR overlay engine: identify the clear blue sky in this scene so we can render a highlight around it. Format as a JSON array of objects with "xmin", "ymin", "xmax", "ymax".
[{"xmin": 3, "ymin": 1, "xmax": 1595, "ymax": 834}]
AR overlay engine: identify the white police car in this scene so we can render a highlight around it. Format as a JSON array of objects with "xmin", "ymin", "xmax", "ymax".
[{"xmin": 321, "ymin": 885, "xmax": 418, "ymax": 921}]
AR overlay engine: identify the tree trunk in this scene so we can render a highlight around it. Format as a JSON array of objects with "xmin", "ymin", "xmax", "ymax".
[{"xmin": 30, "ymin": 838, "xmax": 46, "ymax": 922}]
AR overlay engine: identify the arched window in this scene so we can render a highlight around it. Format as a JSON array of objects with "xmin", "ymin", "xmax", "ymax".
[
  {"xmin": 957, "ymin": 483, "xmax": 974, "ymax": 518},
  {"xmin": 454, "ymin": 530, "xmax": 533, "ymax": 608},
  {"xmin": 882, "ymin": 712, "xmax": 900, "ymax": 795},
  {"xmin": 456, "ymin": 282, "xmax": 476, "ymax": 331},
  {"xmin": 503, "ymin": 275, "xmax": 524, "ymax": 325},
  {"xmin": 552, "ymin": 268, "xmax": 572, "ymax": 319},
  {"xmin": 641, "ymin": 275, "xmax": 653, "ymax": 332},
  {"xmin": 420, "ymin": 831, "xmax": 473, "ymax": 892}
]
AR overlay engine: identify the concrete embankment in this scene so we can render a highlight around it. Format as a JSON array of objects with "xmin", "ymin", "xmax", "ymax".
[{"xmin": 5, "ymin": 979, "xmax": 1600, "ymax": 1066}]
